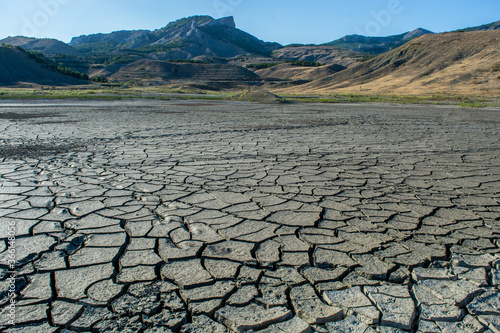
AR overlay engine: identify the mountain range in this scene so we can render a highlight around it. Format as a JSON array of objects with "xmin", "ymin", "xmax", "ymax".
[
  {"xmin": 0, "ymin": 16, "xmax": 499, "ymax": 95},
  {"xmin": 69, "ymin": 16, "xmax": 282, "ymax": 60},
  {"xmin": 2, "ymin": 16, "xmax": 498, "ymax": 66}
]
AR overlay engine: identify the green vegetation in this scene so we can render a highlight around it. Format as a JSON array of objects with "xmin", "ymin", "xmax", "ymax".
[
  {"xmin": 129, "ymin": 41, "xmax": 186, "ymax": 54},
  {"xmin": 230, "ymin": 90, "xmax": 284, "ymax": 103},
  {"xmin": 105, "ymin": 55, "xmax": 136, "ymax": 65},
  {"xmin": 246, "ymin": 63, "xmax": 280, "ymax": 69},
  {"xmin": 286, "ymin": 60, "xmax": 321, "ymax": 67},
  {"xmin": 459, "ymin": 102, "xmax": 488, "ymax": 108},
  {"xmin": 55, "ymin": 67, "xmax": 89, "ymax": 80},
  {"xmin": 246, "ymin": 61, "xmax": 321, "ymax": 69},
  {"xmin": 170, "ymin": 59, "xmax": 213, "ymax": 64},
  {"xmin": 0, "ymin": 87, "xmax": 228, "ymax": 101},
  {"xmin": 492, "ymin": 63, "xmax": 500, "ymax": 72},
  {"xmin": 91, "ymin": 76, "xmax": 108, "ymax": 83},
  {"xmin": 0, "ymin": 89, "xmax": 121, "ymax": 100},
  {"xmin": 358, "ymin": 55, "xmax": 378, "ymax": 62},
  {"xmin": 73, "ymin": 40, "xmax": 118, "ymax": 57}
]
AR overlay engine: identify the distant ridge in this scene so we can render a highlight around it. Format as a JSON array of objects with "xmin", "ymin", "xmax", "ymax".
[
  {"xmin": 324, "ymin": 28, "xmax": 434, "ymax": 54},
  {"xmin": 0, "ymin": 36, "xmax": 81, "ymax": 56}
]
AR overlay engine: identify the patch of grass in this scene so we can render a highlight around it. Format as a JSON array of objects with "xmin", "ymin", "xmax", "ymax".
[
  {"xmin": 0, "ymin": 88, "xmax": 228, "ymax": 102},
  {"xmin": 0, "ymin": 87, "xmax": 495, "ymax": 107},
  {"xmin": 230, "ymin": 90, "xmax": 284, "ymax": 103},
  {"xmin": 105, "ymin": 55, "xmax": 137, "ymax": 66},
  {"xmin": 459, "ymin": 102, "xmax": 487, "ymax": 108},
  {"xmin": 281, "ymin": 93, "xmax": 493, "ymax": 107},
  {"xmin": 0, "ymin": 93, "xmax": 123, "ymax": 101},
  {"xmin": 130, "ymin": 41, "xmax": 186, "ymax": 54}
]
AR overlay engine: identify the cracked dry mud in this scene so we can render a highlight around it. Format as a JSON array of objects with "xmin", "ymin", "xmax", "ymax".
[{"xmin": 0, "ymin": 100, "xmax": 499, "ymax": 333}]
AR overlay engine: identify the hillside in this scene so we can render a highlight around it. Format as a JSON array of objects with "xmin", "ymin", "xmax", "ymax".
[
  {"xmin": 109, "ymin": 59, "xmax": 260, "ymax": 83},
  {"xmin": 272, "ymin": 45, "xmax": 364, "ymax": 67},
  {"xmin": 0, "ymin": 46, "xmax": 86, "ymax": 86},
  {"xmin": 255, "ymin": 64, "xmax": 346, "ymax": 88},
  {"xmin": 324, "ymin": 28, "xmax": 434, "ymax": 54},
  {"xmin": 70, "ymin": 16, "xmax": 282, "ymax": 60},
  {"xmin": 0, "ymin": 36, "xmax": 81, "ymax": 56},
  {"xmin": 283, "ymin": 30, "xmax": 500, "ymax": 96}
]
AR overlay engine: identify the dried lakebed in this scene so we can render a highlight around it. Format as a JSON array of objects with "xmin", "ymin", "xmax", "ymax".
[{"xmin": 0, "ymin": 100, "xmax": 499, "ymax": 332}]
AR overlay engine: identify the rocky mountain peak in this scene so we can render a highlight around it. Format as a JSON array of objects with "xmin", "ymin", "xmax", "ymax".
[
  {"xmin": 204, "ymin": 16, "xmax": 236, "ymax": 29},
  {"xmin": 403, "ymin": 28, "xmax": 433, "ymax": 40}
]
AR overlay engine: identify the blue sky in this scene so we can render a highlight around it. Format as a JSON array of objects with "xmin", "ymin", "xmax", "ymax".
[{"xmin": 0, "ymin": 0, "xmax": 499, "ymax": 44}]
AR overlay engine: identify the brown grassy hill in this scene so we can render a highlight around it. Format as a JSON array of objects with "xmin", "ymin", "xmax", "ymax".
[
  {"xmin": 280, "ymin": 30, "xmax": 500, "ymax": 96},
  {"xmin": 0, "ymin": 47, "xmax": 85, "ymax": 86},
  {"xmin": 109, "ymin": 59, "xmax": 260, "ymax": 83}
]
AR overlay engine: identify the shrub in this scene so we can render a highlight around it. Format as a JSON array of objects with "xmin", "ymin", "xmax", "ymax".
[
  {"xmin": 358, "ymin": 55, "xmax": 378, "ymax": 62},
  {"xmin": 459, "ymin": 102, "xmax": 487, "ymax": 108},
  {"xmin": 286, "ymin": 60, "xmax": 321, "ymax": 67},
  {"xmin": 56, "ymin": 66, "xmax": 88, "ymax": 80},
  {"xmin": 105, "ymin": 55, "xmax": 136, "ymax": 66},
  {"xmin": 246, "ymin": 63, "xmax": 280, "ymax": 69},
  {"xmin": 170, "ymin": 59, "xmax": 210, "ymax": 64},
  {"xmin": 91, "ymin": 76, "xmax": 108, "ymax": 83}
]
